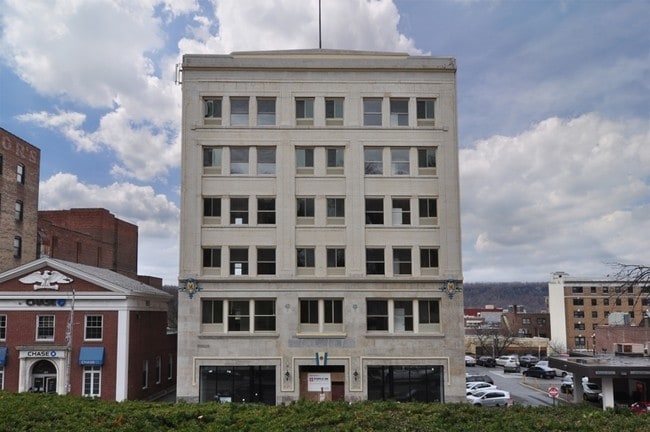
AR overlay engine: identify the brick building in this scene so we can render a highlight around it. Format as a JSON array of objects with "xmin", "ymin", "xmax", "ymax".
[
  {"xmin": 0, "ymin": 257, "xmax": 175, "ymax": 401},
  {"xmin": 0, "ymin": 128, "xmax": 40, "ymax": 272}
]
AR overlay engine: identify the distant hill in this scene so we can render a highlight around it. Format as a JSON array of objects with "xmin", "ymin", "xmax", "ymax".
[{"xmin": 463, "ymin": 282, "xmax": 548, "ymax": 313}]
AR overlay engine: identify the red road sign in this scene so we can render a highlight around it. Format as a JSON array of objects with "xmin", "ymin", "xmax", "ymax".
[{"xmin": 548, "ymin": 386, "xmax": 560, "ymax": 398}]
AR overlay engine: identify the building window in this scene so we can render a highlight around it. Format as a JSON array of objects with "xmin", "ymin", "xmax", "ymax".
[
  {"xmin": 168, "ymin": 354, "xmax": 173, "ymax": 380},
  {"xmin": 257, "ymin": 147, "xmax": 276, "ymax": 175},
  {"xmin": 296, "ymin": 147, "xmax": 314, "ymax": 174},
  {"xmin": 591, "ymin": 298, "xmax": 597, "ymax": 306},
  {"xmin": 418, "ymin": 198, "xmax": 438, "ymax": 225},
  {"xmin": 365, "ymin": 198, "xmax": 384, "ymax": 224},
  {"xmin": 326, "ymin": 248, "xmax": 345, "ymax": 273},
  {"xmin": 393, "ymin": 248, "xmax": 412, "ymax": 275},
  {"xmin": 572, "ymin": 286, "xmax": 583, "ymax": 294},
  {"xmin": 15, "ymin": 201, "xmax": 23, "ymax": 222},
  {"xmin": 590, "ymin": 286, "xmax": 597, "ymax": 294},
  {"xmin": 257, "ymin": 248, "xmax": 276, "ymax": 275},
  {"xmin": 230, "ymin": 147, "xmax": 249, "ymax": 175},
  {"xmin": 297, "ymin": 248, "xmax": 315, "ymax": 270},
  {"xmin": 537, "ymin": 318, "xmax": 546, "ymax": 325},
  {"xmin": 417, "ymin": 148, "xmax": 436, "ymax": 174},
  {"xmin": 366, "ymin": 299, "xmax": 439, "ymax": 333},
  {"xmin": 299, "ymin": 299, "xmax": 343, "ymax": 333},
  {"xmin": 257, "ymin": 97, "xmax": 276, "ymax": 126},
  {"xmin": 0, "ymin": 315, "xmax": 6, "ymax": 340},
  {"xmin": 419, "ymin": 300, "xmax": 440, "ymax": 329},
  {"xmin": 363, "ymin": 98, "xmax": 382, "ymax": 126},
  {"xmin": 391, "ymin": 148, "xmax": 409, "ymax": 175},
  {"xmin": 574, "ymin": 336, "xmax": 586, "ymax": 348},
  {"xmin": 602, "ymin": 287, "xmax": 609, "ymax": 294},
  {"xmin": 573, "ymin": 310, "xmax": 585, "ymax": 318},
  {"xmin": 326, "ymin": 198, "xmax": 345, "ymax": 224},
  {"xmin": 364, "ymin": 148, "xmax": 383, "ymax": 175},
  {"xmin": 295, "ymin": 97, "xmax": 314, "ymax": 125},
  {"xmin": 201, "ymin": 299, "xmax": 224, "ymax": 332},
  {"xmin": 416, "ymin": 98, "xmax": 435, "ymax": 125},
  {"xmin": 203, "ymin": 147, "xmax": 222, "ymax": 174},
  {"xmin": 296, "ymin": 197, "xmax": 315, "ymax": 223},
  {"xmin": 228, "ymin": 300, "xmax": 250, "ymax": 331},
  {"xmin": 391, "ymin": 199, "xmax": 410, "ymax": 225},
  {"xmin": 204, "ymin": 97, "xmax": 222, "ymax": 124},
  {"xmin": 13, "ymin": 236, "xmax": 22, "ymax": 258},
  {"xmin": 615, "ymin": 298, "xmax": 621, "ymax": 306},
  {"xmin": 420, "ymin": 248, "xmax": 439, "ymax": 274},
  {"xmin": 591, "ymin": 311, "xmax": 598, "ymax": 318},
  {"xmin": 368, "ymin": 365, "xmax": 443, "ymax": 402},
  {"xmin": 521, "ymin": 318, "xmax": 531, "ymax": 325},
  {"xmin": 366, "ymin": 248, "xmax": 385, "ymax": 275},
  {"xmin": 572, "ymin": 298, "xmax": 584, "ymax": 306},
  {"xmin": 367, "ymin": 300, "xmax": 389, "ymax": 330},
  {"xmin": 142, "ymin": 360, "xmax": 149, "ymax": 389},
  {"xmin": 203, "ymin": 197, "xmax": 221, "ymax": 223},
  {"xmin": 393, "ymin": 300, "xmax": 414, "ymax": 331},
  {"xmin": 390, "ymin": 98, "xmax": 409, "ymax": 126},
  {"xmin": 230, "ymin": 198, "xmax": 249, "ymax": 224},
  {"xmin": 36, "ymin": 315, "xmax": 54, "ymax": 340},
  {"xmin": 325, "ymin": 97, "xmax": 344, "ymax": 125},
  {"xmin": 155, "ymin": 356, "xmax": 162, "ymax": 384},
  {"xmin": 83, "ymin": 366, "xmax": 101, "ymax": 397},
  {"xmin": 603, "ymin": 298, "xmax": 609, "ymax": 306},
  {"xmin": 254, "ymin": 300, "xmax": 276, "ymax": 331},
  {"xmin": 628, "ymin": 298, "xmax": 634, "ymax": 306},
  {"xmin": 17, "ymin": 163, "xmax": 25, "ymax": 184},
  {"xmin": 230, "ymin": 97, "xmax": 249, "ymax": 126},
  {"xmin": 326, "ymin": 148, "xmax": 344, "ymax": 174},
  {"xmin": 85, "ymin": 315, "xmax": 103, "ymax": 340},
  {"xmin": 203, "ymin": 248, "xmax": 221, "ymax": 270},
  {"xmin": 230, "ymin": 248, "xmax": 248, "ymax": 275},
  {"xmin": 257, "ymin": 198, "xmax": 276, "ymax": 224}
]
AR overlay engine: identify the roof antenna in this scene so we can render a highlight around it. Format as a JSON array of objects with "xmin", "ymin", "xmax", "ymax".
[{"xmin": 318, "ymin": 0, "xmax": 322, "ymax": 49}]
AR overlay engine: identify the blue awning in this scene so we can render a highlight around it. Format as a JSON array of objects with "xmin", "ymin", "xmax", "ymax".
[
  {"xmin": 79, "ymin": 347, "xmax": 104, "ymax": 366},
  {"xmin": 0, "ymin": 347, "xmax": 7, "ymax": 366}
]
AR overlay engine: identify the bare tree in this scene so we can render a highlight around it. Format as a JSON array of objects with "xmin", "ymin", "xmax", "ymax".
[
  {"xmin": 607, "ymin": 263, "xmax": 650, "ymax": 319},
  {"xmin": 471, "ymin": 323, "xmax": 519, "ymax": 357},
  {"xmin": 547, "ymin": 338, "xmax": 567, "ymax": 356}
]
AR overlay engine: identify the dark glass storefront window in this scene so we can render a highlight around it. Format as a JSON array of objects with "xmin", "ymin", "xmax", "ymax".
[
  {"xmin": 367, "ymin": 365, "xmax": 443, "ymax": 403},
  {"xmin": 199, "ymin": 365, "xmax": 276, "ymax": 405}
]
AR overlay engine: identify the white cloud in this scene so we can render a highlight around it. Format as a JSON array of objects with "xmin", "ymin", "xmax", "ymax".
[
  {"xmin": 460, "ymin": 113, "xmax": 650, "ymax": 281},
  {"xmin": 15, "ymin": 110, "xmax": 97, "ymax": 152}
]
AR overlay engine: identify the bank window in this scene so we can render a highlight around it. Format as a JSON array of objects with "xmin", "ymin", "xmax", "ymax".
[
  {"xmin": 365, "ymin": 198, "xmax": 384, "ymax": 224},
  {"xmin": 420, "ymin": 248, "xmax": 439, "ymax": 274},
  {"xmin": 230, "ymin": 197, "xmax": 249, "ymax": 224},
  {"xmin": 17, "ymin": 163, "xmax": 25, "ymax": 184},
  {"xmin": 296, "ymin": 147, "xmax": 314, "ymax": 174},
  {"xmin": 257, "ymin": 98, "xmax": 276, "ymax": 126},
  {"xmin": 364, "ymin": 148, "xmax": 383, "ymax": 175},
  {"xmin": 325, "ymin": 98, "xmax": 344, "ymax": 125},
  {"xmin": 230, "ymin": 97, "xmax": 249, "ymax": 126},
  {"xmin": 230, "ymin": 147, "xmax": 249, "ymax": 175},
  {"xmin": 257, "ymin": 198, "xmax": 275, "ymax": 224},
  {"xmin": 417, "ymin": 148, "xmax": 436, "ymax": 174},
  {"xmin": 83, "ymin": 366, "xmax": 101, "ymax": 397},
  {"xmin": 297, "ymin": 248, "xmax": 315, "ymax": 269},
  {"xmin": 363, "ymin": 98, "xmax": 382, "ymax": 126},
  {"xmin": 366, "ymin": 248, "xmax": 385, "ymax": 275},
  {"xmin": 391, "ymin": 148, "xmax": 409, "ymax": 175},
  {"xmin": 254, "ymin": 300, "xmax": 276, "ymax": 331},
  {"xmin": 203, "ymin": 248, "xmax": 221, "ymax": 271},
  {"xmin": 13, "ymin": 236, "xmax": 22, "ymax": 258},
  {"xmin": 85, "ymin": 315, "xmax": 103, "ymax": 340},
  {"xmin": 257, "ymin": 147, "xmax": 276, "ymax": 175},
  {"xmin": 326, "ymin": 198, "xmax": 345, "ymax": 224},
  {"xmin": 0, "ymin": 315, "xmax": 6, "ymax": 340},
  {"xmin": 257, "ymin": 248, "xmax": 276, "ymax": 275},
  {"xmin": 203, "ymin": 197, "xmax": 221, "ymax": 224},
  {"xmin": 416, "ymin": 98, "xmax": 435, "ymax": 126},
  {"xmin": 203, "ymin": 147, "xmax": 222, "ymax": 174},
  {"xmin": 393, "ymin": 248, "xmax": 412, "ymax": 275},
  {"xmin": 15, "ymin": 201, "xmax": 23, "ymax": 222},
  {"xmin": 297, "ymin": 197, "xmax": 315, "ymax": 224},
  {"xmin": 296, "ymin": 97, "xmax": 314, "ymax": 125},
  {"xmin": 36, "ymin": 315, "xmax": 54, "ymax": 340},
  {"xmin": 204, "ymin": 97, "xmax": 222, "ymax": 124},
  {"xmin": 299, "ymin": 299, "xmax": 343, "ymax": 333},
  {"xmin": 327, "ymin": 147, "xmax": 344, "ymax": 174},
  {"xmin": 391, "ymin": 199, "xmax": 410, "ymax": 225},
  {"xmin": 390, "ymin": 98, "xmax": 409, "ymax": 127},
  {"xmin": 230, "ymin": 247, "xmax": 249, "ymax": 275}
]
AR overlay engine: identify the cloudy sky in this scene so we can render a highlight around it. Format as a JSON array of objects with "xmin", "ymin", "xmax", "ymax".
[{"xmin": 1, "ymin": 0, "xmax": 648, "ymax": 284}]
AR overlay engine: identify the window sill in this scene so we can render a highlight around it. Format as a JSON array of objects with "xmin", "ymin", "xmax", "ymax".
[
  {"xmin": 198, "ymin": 333, "xmax": 279, "ymax": 338},
  {"xmin": 365, "ymin": 332, "xmax": 444, "ymax": 338}
]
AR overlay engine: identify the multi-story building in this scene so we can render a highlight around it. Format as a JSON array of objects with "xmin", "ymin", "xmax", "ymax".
[
  {"xmin": 0, "ymin": 128, "xmax": 40, "ymax": 272},
  {"xmin": 177, "ymin": 50, "xmax": 464, "ymax": 404},
  {"xmin": 502, "ymin": 306, "xmax": 550, "ymax": 339},
  {"xmin": 549, "ymin": 271, "xmax": 650, "ymax": 353}
]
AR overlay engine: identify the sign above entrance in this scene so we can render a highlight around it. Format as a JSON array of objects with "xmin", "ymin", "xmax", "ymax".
[
  {"xmin": 19, "ymin": 270, "xmax": 73, "ymax": 290},
  {"xmin": 19, "ymin": 350, "xmax": 65, "ymax": 359}
]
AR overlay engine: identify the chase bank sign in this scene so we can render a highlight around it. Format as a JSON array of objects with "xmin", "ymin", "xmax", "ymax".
[{"xmin": 19, "ymin": 350, "xmax": 65, "ymax": 359}]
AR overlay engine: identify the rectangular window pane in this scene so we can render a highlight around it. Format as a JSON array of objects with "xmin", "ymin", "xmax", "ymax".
[
  {"xmin": 297, "ymin": 248, "xmax": 315, "ymax": 268},
  {"xmin": 257, "ymin": 147, "xmax": 276, "ymax": 175},
  {"xmin": 37, "ymin": 315, "xmax": 54, "ymax": 340},
  {"xmin": 300, "ymin": 300, "xmax": 319, "ymax": 324},
  {"xmin": 364, "ymin": 148, "xmax": 383, "ymax": 175},
  {"xmin": 391, "ymin": 148, "xmax": 409, "ymax": 175},
  {"xmin": 327, "ymin": 248, "xmax": 345, "ymax": 268},
  {"xmin": 327, "ymin": 148, "xmax": 344, "ymax": 168},
  {"xmin": 364, "ymin": 98, "xmax": 382, "ymax": 126},
  {"xmin": 296, "ymin": 148, "xmax": 314, "ymax": 168},
  {"xmin": 394, "ymin": 300, "xmax": 413, "ymax": 331},
  {"xmin": 327, "ymin": 198, "xmax": 345, "ymax": 218},
  {"xmin": 203, "ymin": 198, "xmax": 221, "ymax": 217},
  {"xmin": 417, "ymin": 148, "xmax": 436, "ymax": 168},
  {"xmin": 257, "ymin": 98, "xmax": 276, "ymax": 126},
  {"xmin": 230, "ymin": 98, "xmax": 249, "ymax": 125},
  {"xmin": 420, "ymin": 248, "xmax": 439, "ymax": 268},
  {"xmin": 419, "ymin": 300, "xmax": 440, "ymax": 324},
  {"xmin": 203, "ymin": 248, "xmax": 221, "ymax": 268},
  {"xmin": 254, "ymin": 300, "xmax": 276, "ymax": 331},
  {"xmin": 296, "ymin": 98, "xmax": 314, "ymax": 119},
  {"xmin": 367, "ymin": 300, "xmax": 388, "ymax": 330},
  {"xmin": 324, "ymin": 300, "xmax": 343, "ymax": 323},
  {"xmin": 418, "ymin": 199, "xmax": 437, "ymax": 218},
  {"xmin": 391, "ymin": 199, "xmax": 410, "ymax": 225},
  {"xmin": 393, "ymin": 248, "xmax": 412, "ymax": 275},
  {"xmin": 228, "ymin": 300, "xmax": 250, "ymax": 331},
  {"xmin": 365, "ymin": 198, "xmax": 384, "ymax": 224},
  {"xmin": 257, "ymin": 248, "xmax": 276, "ymax": 275},
  {"xmin": 325, "ymin": 98, "xmax": 344, "ymax": 119},
  {"xmin": 85, "ymin": 315, "xmax": 103, "ymax": 340},
  {"xmin": 297, "ymin": 198, "xmax": 315, "ymax": 217},
  {"xmin": 204, "ymin": 98, "xmax": 222, "ymax": 118},
  {"xmin": 366, "ymin": 248, "xmax": 385, "ymax": 275},
  {"xmin": 203, "ymin": 147, "xmax": 222, "ymax": 168},
  {"xmin": 202, "ymin": 300, "xmax": 223, "ymax": 324},
  {"xmin": 230, "ymin": 198, "xmax": 248, "ymax": 224},
  {"xmin": 390, "ymin": 99, "xmax": 408, "ymax": 126},
  {"xmin": 230, "ymin": 248, "xmax": 248, "ymax": 275},
  {"xmin": 230, "ymin": 147, "xmax": 249, "ymax": 174},
  {"xmin": 0, "ymin": 315, "xmax": 6, "ymax": 340},
  {"xmin": 257, "ymin": 198, "xmax": 276, "ymax": 224},
  {"xmin": 416, "ymin": 99, "xmax": 434, "ymax": 120}
]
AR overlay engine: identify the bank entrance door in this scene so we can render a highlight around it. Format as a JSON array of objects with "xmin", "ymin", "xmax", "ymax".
[{"xmin": 31, "ymin": 360, "xmax": 57, "ymax": 393}]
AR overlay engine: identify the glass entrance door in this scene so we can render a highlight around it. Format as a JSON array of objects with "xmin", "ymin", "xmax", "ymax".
[{"xmin": 31, "ymin": 360, "xmax": 57, "ymax": 394}]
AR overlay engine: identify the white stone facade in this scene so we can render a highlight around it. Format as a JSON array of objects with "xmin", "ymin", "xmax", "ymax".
[{"xmin": 178, "ymin": 50, "xmax": 464, "ymax": 404}]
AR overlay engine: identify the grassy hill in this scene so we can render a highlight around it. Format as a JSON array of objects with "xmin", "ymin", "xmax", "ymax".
[{"xmin": 463, "ymin": 282, "xmax": 548, "ymax": 312}]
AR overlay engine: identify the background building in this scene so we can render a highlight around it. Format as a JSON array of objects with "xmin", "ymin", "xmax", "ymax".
[
  {"xmin": 177, "ymin": 50, "xmax": 464, "ymax": 404},
  {"xmin": 0, "ymin": 257, "xmax": 175, "ymax": 401},
  {"xmin": 0, "ymin": 128, "xmax": 40, "ymax": 272}
]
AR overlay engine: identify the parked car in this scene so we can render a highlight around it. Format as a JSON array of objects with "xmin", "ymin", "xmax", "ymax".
[
  {"xmin": 522, "ymin": 366, "xmax": 555, "ymax": 379},
  {"xmin": 466, "ymin": 390, "xmax": 512, "ymax": 407},
  {"xmin": 582, "ymin": 382, "xmax": 602, "ymax": 402},
  {"xmin": 465, "ymin": 355, "xmax": 477, "ymax": 367},
  {"xmin": 503, "ymin": 359, "xmax": 521, "ymax": 373},
  {"xmin": 476, "ymin": 356, "xmax": 497, "ymax": 367},
  {"xmin": 496, "ymin": 355, "xmax": 518, "ymax": 367},
  {"xmin": 630, "ymin": 401, "xmax": 650, "ymax": 414},
  {"xmin": 466, "ymin": 381, "xmax": 498, "ymax": 395},
  {"xmin": 535, "ymin": 360, "xmax": 568, "ymax": 377},
  {"xmin": 466, "ymin": 374, "xmax": 495, "ymax": 385},
  {"xmin": 518, "ymin": 354, "xmax": 539, "ymax": 368}
]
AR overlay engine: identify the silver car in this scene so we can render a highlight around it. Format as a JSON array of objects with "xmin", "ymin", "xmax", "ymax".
[{"xmin": 466, "ymin": 389, "xmax": 512, "ymax": 407}]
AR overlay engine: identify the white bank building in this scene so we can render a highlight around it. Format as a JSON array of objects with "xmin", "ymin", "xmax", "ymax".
[{"xmin": 177, "ymin": 50, "xmax": 464, "ymax": 404}]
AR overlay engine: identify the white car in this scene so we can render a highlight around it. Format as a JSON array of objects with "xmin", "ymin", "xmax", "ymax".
[
  {"xmin": 466, "ymin": 381, "xmax": 497, "ymax": 395},
  {"xmin": 466, "ymin": 389, "xmax": 512, "ymax": 407},
  {"xmin": 465, "ymin": 355, "xmax": 477, "ymax": 366},
  {"xmin": 496, "ymin": 355, "xmax": 518, "ymax": 367}
]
